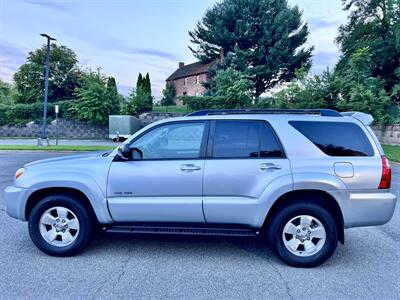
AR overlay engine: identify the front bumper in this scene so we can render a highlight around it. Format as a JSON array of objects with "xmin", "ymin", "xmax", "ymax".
[
  {"xmin": 4, "ymin": 186, "xmax": 36, "ymax": 221},
  {"xmin": 343, "ymin": 191, "xmax": 397, "ymax": 228}
]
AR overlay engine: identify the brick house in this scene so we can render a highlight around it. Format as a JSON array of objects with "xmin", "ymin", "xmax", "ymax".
[{"xmin": 166, "ymin": 60, "xmax": 217, "ymax": 106}]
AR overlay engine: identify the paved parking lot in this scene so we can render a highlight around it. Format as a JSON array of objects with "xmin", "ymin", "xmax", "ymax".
[{"xmin": 0, "ymin": 151, "xmax": 399, "ymax": 299}]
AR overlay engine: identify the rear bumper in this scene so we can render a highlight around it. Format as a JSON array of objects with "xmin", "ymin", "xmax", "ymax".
[
  {"xmin": 343, "ymin": 191, "xmax": 397, "ymax": 228},
  {"xmin": 4, "ymin": 186, "xmax": 35, "ymax": 221}
]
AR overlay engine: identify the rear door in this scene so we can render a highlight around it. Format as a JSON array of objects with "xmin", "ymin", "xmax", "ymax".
[{"xmin": 202, "ymin": 120, "xmax": 291, "ymax": 225}]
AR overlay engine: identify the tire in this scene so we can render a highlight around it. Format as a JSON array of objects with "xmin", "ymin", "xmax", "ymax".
[
  {"xmin": 268, "ymin": 202, "xmax": 338, "ymax": 268},
  {"xmin": 28, "ymin": 194, "xmax": 95, "ymax": 257}
]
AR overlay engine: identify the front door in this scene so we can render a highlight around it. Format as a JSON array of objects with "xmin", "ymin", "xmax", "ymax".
[
  {"xmin": 107, "ymin": 121, "xmax": 208, "ymax": 223},
  {"xmin": 202, "ymin": 120, "xmax": 291, "ymax": 225}
]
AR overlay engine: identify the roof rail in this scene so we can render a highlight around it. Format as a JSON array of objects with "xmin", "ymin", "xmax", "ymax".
[
  {"xmin": 187, "ymin": 109, "xmax": 342, "ymax": 117},
  {"xmin": 341, "ymin": 111, "xmax": 374, "ymax": 125}
]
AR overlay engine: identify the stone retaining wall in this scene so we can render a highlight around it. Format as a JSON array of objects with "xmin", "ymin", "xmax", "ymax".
[
  {"xmin": 0, "ymin": 119, "xmax": 108, "ymax": 139},
  {"xmin": 138, "ymin": 112, "xmax": 185, "ymax": 126},
  {"xmin": 371, "ymin": 125, "xmax": 400, "ymax": 145}
]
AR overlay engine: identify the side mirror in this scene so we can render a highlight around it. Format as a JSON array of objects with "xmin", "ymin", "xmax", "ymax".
[
  {"xmin": 118, "ymin": 144, "xmax": 131, "ymax": 160},
  {"xmin": 131, "ymin": 147, "xmax": 143, "ymax": 160}
]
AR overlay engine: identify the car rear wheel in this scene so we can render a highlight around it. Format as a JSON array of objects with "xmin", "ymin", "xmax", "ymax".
[
  {"xmin": 268, "ymin": 202, "xmax": 338, "ymax": 268},
  {"xmin": 28, "ymin": 194, "xmax": 95, "ymax": 256}
]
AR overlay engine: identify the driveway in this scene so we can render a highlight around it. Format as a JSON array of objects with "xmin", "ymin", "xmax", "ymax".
[{"xmin": 0, "ymin": 151, "xmax": 399, "ymax": 299}]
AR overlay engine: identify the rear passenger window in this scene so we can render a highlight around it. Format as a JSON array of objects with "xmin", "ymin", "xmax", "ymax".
[
  {"xmin": 260, "ymin": 122, "xmax": 284, "ymax": 158},
  {"xmin": 211, "ymin": 121, "xmax": 284, "ymax": 158},
  {"xmin": 289, "ymin": 121, "xmax": 374, "ymax": 157}
]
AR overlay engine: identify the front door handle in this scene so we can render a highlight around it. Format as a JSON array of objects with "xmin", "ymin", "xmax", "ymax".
[
  {"xmin": 260, "ymin": 163, "xmax": 282, "ymax": 171},
  {"xmin": 180, "ymin": 164, "xmax": 201, "ymax": 171}
]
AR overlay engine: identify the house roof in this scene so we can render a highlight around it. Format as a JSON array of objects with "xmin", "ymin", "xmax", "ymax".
[{"xmin": 166, "ymin": 60, "xmax": 217, "ymax": 81}]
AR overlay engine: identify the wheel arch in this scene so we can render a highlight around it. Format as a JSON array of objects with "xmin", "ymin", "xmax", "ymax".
[
  {"xmin": 263, "ymin": 189, "xmax": 345, "ymax": 244},
  {"xmin": 26, "ymin": 187, "xmax": 98, "ymax": 223}
]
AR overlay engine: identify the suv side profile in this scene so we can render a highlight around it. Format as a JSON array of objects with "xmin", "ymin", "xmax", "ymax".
[{"xmin": 4, "ymin": 109, "xmax": 397, "ymax": 267}]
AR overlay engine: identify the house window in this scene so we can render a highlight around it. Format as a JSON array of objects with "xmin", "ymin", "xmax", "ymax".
[
  {"xmin": 183, "ymin": 78, "xmax": 187, "ymax": 86},
  {"xmin": 196, "ymin": 75, "xmax": 199, "ymax": 84}
]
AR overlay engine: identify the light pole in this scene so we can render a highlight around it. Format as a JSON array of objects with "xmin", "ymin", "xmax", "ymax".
[{"xmin": 40, "ymin": 33, "xmax": 56, "ymax": 145}]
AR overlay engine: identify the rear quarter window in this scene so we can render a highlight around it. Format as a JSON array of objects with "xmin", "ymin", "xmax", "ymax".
[{"xmin": 289, "ymin": 121, "xmax": 374, "ymax": 157}]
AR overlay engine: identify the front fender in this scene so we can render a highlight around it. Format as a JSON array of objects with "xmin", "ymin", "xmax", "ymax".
[{"xmin": 18, "ymin": 172, "xmax": 113, "ymax": 223}]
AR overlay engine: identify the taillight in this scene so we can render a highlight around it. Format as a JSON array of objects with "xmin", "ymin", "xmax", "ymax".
[{"xmin": 378, "ymin": 155, "xmax": 391, "ymax": 189}]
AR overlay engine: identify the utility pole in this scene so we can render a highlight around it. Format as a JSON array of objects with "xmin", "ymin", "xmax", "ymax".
[{"xmin": 39, "ymin": 33, "xmax": 56, "ymax": 146}]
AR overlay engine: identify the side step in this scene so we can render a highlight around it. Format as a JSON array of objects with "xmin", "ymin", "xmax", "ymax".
[{"xmin": 104, "ymin": 225, "xmax": 259, "ymax": 237}]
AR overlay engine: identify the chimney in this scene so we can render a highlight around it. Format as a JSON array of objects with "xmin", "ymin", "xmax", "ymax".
[
  {"xmin": 178, "ymin": 62, "xmax": 185, "ymax": 68},
  {"xmin": 220, "ymin": 48, "xmax": 225, "ymax": 64}
]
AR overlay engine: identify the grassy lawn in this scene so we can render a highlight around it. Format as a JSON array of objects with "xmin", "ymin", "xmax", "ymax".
[
  {"xmin": 0, "ymin": 145, "xmax": 115, "ymax": 151},
  {"xmin": 383, "ymin": 145, "xmax": 400, "ymax": 163},
  {"xmin": 152, "ymin": 105, "xmax": 190, "ymax": 114}
]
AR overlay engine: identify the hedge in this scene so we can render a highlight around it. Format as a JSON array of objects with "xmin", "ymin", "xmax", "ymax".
[{"xmin": 0, "ymin": 100, "xmax": 78, "ymax": 126}]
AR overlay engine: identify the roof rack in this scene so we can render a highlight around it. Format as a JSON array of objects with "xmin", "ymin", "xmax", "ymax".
[{"xmin": 187, "ymin": 109, "xmax": 342, "ymax": 117}]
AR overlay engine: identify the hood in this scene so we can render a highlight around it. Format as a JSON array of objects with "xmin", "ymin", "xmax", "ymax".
[{"xmin": 25, "ymin": 151, "xmax": 107, "ymax": 167}]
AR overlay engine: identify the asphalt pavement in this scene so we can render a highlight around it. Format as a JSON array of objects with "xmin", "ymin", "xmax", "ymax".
[{"xmin": 0, "ymin": 151, "xmax": 399, "ymax": 299}]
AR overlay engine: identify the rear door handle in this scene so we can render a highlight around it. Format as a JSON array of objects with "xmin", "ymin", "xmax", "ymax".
[
  {"xmin": 180, "ymin": 164, "xmax": 201, "ymax": 171},
  {"xmin": 260, "ymin": 163, "xmax": 282, "ymax": 171}
]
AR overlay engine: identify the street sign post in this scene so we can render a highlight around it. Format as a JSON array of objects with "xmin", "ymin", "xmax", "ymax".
[{"xmin": 55, "ymin": 105, "xmax": 59, "ymax": 146}]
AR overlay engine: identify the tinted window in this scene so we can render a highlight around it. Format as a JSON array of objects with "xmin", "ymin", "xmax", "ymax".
[
  {"xmin": 212, "ymin": 121, "xmax": 284, "ymax": 158},
  {"xmin": 131, "ymin": 122, "xmax": 204, "ymax": 159},
  {"xmin": 289, "ymin": 121, "xmax": 374, "ymax": 156},
  {"xmin": 260, "ymin": 122, "xmax": 284, "ymax": 158}
]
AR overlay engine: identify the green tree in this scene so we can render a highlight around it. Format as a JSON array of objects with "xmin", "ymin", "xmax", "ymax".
[
  {"xmin": 137, "ymin": 73, "xmax": 143, "ymax": 90},
  {"xmin": 189, "ymin": 0, "xmax": 313, "ymax": 100},
  {"xmin": 161, "ymin": 82, "xmax": 176, "ymax": 106},
  {"xmin": 13, "ymin": 44, "xmax": 80, "ymax": 103},
  {"xmin": 336, "ymin": 0, "xmax": 400, "ymax": 97},
  {"xmin": 213, "ymin": 68, "xmax": 254, "ymax": 108},
  {"xmin": 71, "ymin": 69, "xmax": 119, "ymax": 125},
  {"xmin": 269, "ymin": 68, "xmax": 337, "ymax": 109},
  {"xmin": 123, "ymin": 73, "xmax": 153, "ymax": 115},
  {"xmin": 0, "ymin": 80, "xmax": 19, "ymax": 104},
  {"xmin": 106, "ymin": 76, "xmax": 121, "ymax": 114},
  {"xmin": 335, "ymin": 48, "xmax": 391, "ymax": 123}
]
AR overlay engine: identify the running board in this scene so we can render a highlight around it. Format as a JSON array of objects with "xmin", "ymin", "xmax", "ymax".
[{"xmin": 104, "ymin": 225, "xmax": 259, "ymax": 237}]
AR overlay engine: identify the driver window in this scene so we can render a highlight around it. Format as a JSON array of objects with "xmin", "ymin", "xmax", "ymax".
[{"xmin": 131, "ymin": 122, "xmax": 205, "ymax": 159}]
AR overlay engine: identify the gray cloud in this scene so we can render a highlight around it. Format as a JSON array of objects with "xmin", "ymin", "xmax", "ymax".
[
  {"xmin": 69, "ymin": 27, "xmax": 178, "ymax": 61},
  {"xmin": 308, "ymin": 18, "xmax": 341, "ymax": 28},
  {"xmin": 0, "ymin": 41, "xmax": 27, "ymax": 81},
  {"xmin": 312, "ymin": 51, "xmax": 340, "ymax": 73},
  {"xmin": 17, "ymin": 0, "xmax": 73, "ymax": 13}
]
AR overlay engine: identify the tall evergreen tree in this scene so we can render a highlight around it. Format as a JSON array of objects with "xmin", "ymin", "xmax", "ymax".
[
  {"xmin": 136, "ymin": 73, "xmax": 143, "ymax": 91},
  {"xmin": 189, "ymin": 0, "xmax": 313, "ymax": 99},
  {"xmin": 106, "ymin": 76, "xmax": 120, "ymax": 114},
  {"xmin": 144, "ymin": 73, "xmax": 152, "ymax": 96}
]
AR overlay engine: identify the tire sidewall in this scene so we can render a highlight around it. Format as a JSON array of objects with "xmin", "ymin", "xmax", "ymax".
[
  {"xmin": 28, "ymin": 194, "xmax": 94, "ymax": 256},
  {"xmin": 270, "ymin": 202, "xmax": 338, "ymax": 268}
]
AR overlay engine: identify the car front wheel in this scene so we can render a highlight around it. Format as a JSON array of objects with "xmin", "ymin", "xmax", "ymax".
[{"xmin": 28, "ymin": 194, "xmax": 95, "ymax": 256}]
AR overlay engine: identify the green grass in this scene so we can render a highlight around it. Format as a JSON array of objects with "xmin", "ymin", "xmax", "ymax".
[
  {"xmin": 152, "ymin": 105, "xmax": 189, "ymax": 114},
  {"xmin": 383, "ymin": 145, "xmax": 400, "ymax": 163},
  {"xmin": 0, "ymin": 145, "xmax": 115, "ymax": 151}
]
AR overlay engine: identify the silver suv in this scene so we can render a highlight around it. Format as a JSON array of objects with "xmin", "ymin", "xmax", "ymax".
[{"xmin": 4, "ymin": 109, "xmax": 397, "ymax": 267}]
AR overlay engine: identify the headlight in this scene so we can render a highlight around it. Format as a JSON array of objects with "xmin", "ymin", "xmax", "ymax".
[{"xmin": 15, "ymin": 168, "xmax": 26, "ymax": 179}]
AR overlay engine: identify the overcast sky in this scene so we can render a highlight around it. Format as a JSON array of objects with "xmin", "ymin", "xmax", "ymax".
[{"xmin": 0, "ymin": 0, "xmax": 348, "ymax": 98}]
